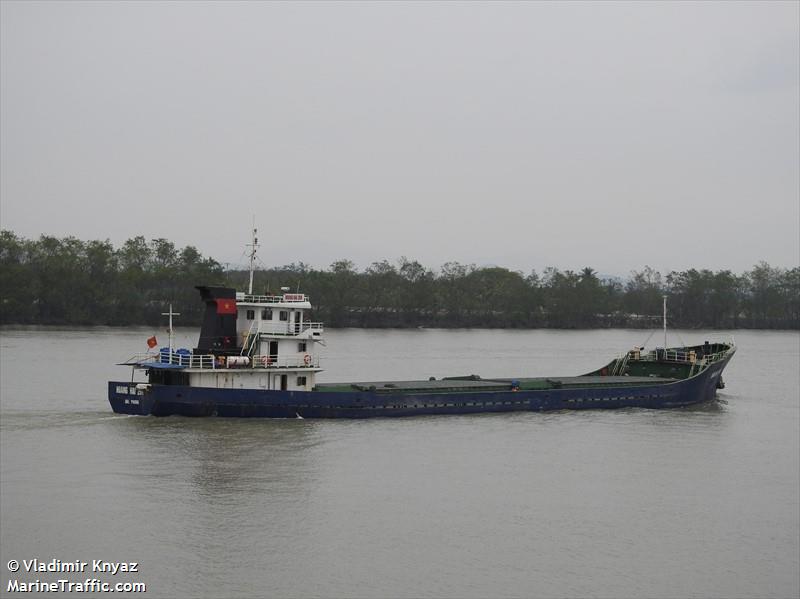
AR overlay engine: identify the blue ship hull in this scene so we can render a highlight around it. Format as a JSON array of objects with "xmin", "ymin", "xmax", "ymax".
[{"xmin": 108, "ymin": 351, "xmax": 732, "ymax": 418}]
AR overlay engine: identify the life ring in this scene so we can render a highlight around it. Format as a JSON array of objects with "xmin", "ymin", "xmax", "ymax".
[
  {"xmin": 261, "ymin": 355, "xmax": 268, "ymax": 366},
  {"xmin": 303, "ymin": 354, "xmax": 311, "ymax": 365}
]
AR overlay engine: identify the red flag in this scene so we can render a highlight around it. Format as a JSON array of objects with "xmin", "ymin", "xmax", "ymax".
[
  {"xmin": 216, "ymin": 298, "xmax": 237, "ymax": 315},
  {"xmin": 147, "ymin": 335, "xmax": 158, "ymax": 348}
]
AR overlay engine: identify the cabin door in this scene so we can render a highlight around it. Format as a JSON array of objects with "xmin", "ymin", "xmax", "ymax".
[
  {"xmin": 269, "ymin": 341, "xmax": 278, "ymax": 363},
  {"xmin": 294, "ymin": 311, "xmax": 302, "ymax": 334},
  {"xmin": 280, "ymin": 374, "xmax": 288, "ymax": 391}
]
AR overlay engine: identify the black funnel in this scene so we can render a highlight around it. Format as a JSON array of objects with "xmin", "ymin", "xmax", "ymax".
[{"xmin": 195, "ymin": 286, "xmax": 239, "ymax": 353}]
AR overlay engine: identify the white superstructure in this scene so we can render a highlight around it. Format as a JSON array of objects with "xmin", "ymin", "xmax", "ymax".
[
  {"xmin": 146, "ymin": 291, "xmax": 325, "ymax": 392},
  {"xmin": 138, "ymin": 227, "xmax": 324, "ymax": 392}
]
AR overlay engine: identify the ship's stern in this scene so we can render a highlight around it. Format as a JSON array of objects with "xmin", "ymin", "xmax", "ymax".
[{"xmin": 108, "ymin": 382, "xmax": 155, "ymax": 415}]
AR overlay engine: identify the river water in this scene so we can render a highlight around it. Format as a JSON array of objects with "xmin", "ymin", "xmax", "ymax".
[{"xmin": 1, "ymin": 327, "xmax": 798, "ymax": 598}]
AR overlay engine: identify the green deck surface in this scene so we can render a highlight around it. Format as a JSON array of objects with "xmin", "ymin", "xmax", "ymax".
[{"xmin": 314, "ymin": 375, "xmax": 676, "ymax": 394}]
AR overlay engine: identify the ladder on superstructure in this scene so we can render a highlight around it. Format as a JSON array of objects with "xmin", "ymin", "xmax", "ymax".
[
  {"xmin": 611, "ymin": 352, "xmax": 630, "ymax": 376},
  {"xmin": 240, "ymin": 319, "xmax": 259, "ymax": 358}
]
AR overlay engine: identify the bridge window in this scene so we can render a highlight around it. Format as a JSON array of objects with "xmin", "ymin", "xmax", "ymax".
[
  {"xmin": 246, "ymin": 309, "xmax": 255, "ymax": 320},
  {"xmin": 279, "ymin": 311, "xmax": 288, "ymax": 321},
  {"xmin": 261, "ymin": 309, "xmax": 272, "ymax": 320},
  {"xmin": 297, "ymin": 376, "xmax": 307, "ymax": 386}
]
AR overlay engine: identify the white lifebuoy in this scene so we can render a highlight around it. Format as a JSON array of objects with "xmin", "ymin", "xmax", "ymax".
[
  {"xmin": 303, "ymin": 354, "xmax": 311, "ymax": 365},
  {"xmin": 261, "ymin": 355, "xmax": 268, "ymax": 366}
]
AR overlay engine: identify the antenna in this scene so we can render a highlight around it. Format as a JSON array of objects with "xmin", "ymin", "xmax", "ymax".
[
  {"xmin": 663, "ymin": 294, "xmax": 667, "ymax": 348},
  {"xmin": 246, "ymin": 219, "xmax": 259, "ymax": 295}
]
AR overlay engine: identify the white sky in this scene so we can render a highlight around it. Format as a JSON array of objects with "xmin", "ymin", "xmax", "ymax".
[{"xmin": 1, "ymin": 1, "xmax": 798, "ymax": 276}]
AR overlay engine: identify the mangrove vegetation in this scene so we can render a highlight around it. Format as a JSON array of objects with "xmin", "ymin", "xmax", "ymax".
[{"xmin": 1, "ymin": 231, "xmax": 797, "ymax": 329}]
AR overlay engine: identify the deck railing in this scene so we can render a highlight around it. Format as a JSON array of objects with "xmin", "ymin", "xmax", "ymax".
[
  {"xmin": 127, "ymin": 351, "xmax": 317, "ymax": 370},
  {"xmin": 251, "ymin": 322, "xmax": 324, "ymax": 337},
  {"xmin": 697, "ymin": 348, "xmax": 732, "ymax": 365},
  {"xmin": 160, "ymin": 352, "xmax": 216, "ymax": 369},
  {"xmin": 250, "ymin": 354, "xmax": 319, "ymax": 369},
  {"xmin": 239, "ymin": 293, "xmax": 310, "ymax": 304},
  {"xmin": 128, "ymin": 352, "xmax": 217, "ymax": 369},
  {"xmin": 635, "ymin": 346, "xmax": 733, "ymax": 366}
]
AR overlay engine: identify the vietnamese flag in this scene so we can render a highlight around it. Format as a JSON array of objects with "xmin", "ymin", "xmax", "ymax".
[
  {"xmin": 147, "ymin": 335, "xmax": 158, "ymax": 348},
  {"xmin": 216, "ymin": 298, "xmax": 237, "ymax": 315}
]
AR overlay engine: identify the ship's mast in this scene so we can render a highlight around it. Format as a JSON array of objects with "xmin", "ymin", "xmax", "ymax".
[
  {"xmin": 161, "ymin": 303, "xmax": 180, "ymax": 353},
  {"xmin": 246, "ymin": 223, "xmax": 259, "ymax": 295},
  {"xmin": 663, "ymin": 294, "xmax": 667, "ymax": 348}
]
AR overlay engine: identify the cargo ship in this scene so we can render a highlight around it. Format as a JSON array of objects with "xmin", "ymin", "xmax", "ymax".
[{"xmin": 108, "ymin": 238, "xmax": 735, "ymax": 418}]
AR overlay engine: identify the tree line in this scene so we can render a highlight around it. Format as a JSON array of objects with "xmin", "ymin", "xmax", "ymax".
[
  {"xmin": 0, "ymin": 231, "xmax": 223, "ymax": 325},
  {"xmin": 1, "ymin": 231, "xmax": 798, "ymax": 329}
]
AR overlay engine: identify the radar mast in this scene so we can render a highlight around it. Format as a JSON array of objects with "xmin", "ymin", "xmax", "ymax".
[{"xmin": 246, "ymin": 222, "xmax": 259, "ymax": 295}]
